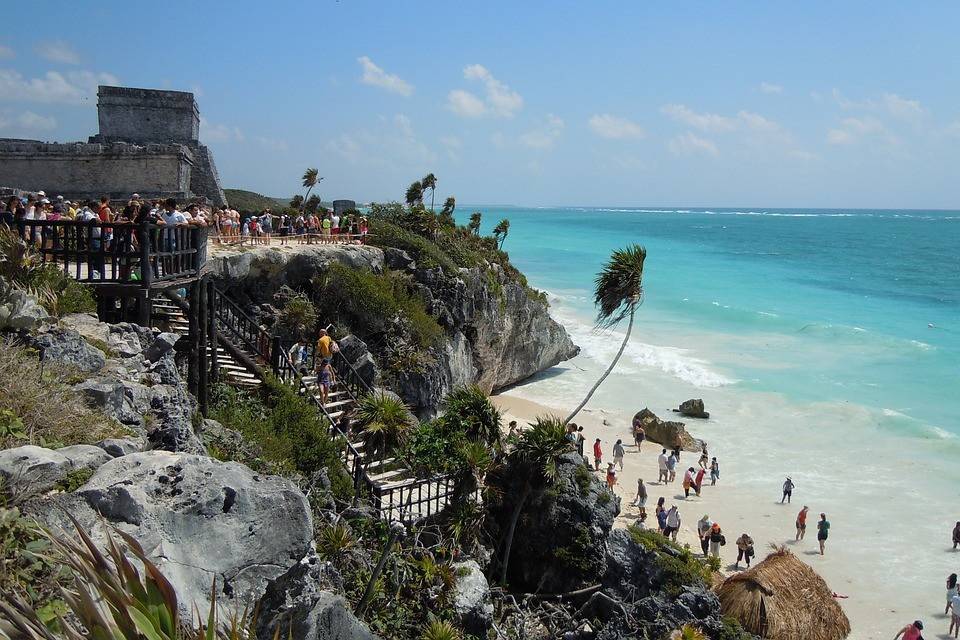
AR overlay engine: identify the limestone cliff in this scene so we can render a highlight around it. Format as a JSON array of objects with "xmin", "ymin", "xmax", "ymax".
[{"xmin": 208, "ymin": 244, "xmax": 578, "ymax": 415}]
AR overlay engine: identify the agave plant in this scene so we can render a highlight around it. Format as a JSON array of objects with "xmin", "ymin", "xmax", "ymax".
[
  {"xmin": 315, "ymin": 522, "xmax": 356, "ymax": 562},
  {"xmin": 355, "ymin": 392, "xmax": 417, "ymax": 462},
  {"xmin": 441, "ymin": 385, "xmax": 502, "ymax": 447},
  {"xmin": 670, "ymin": 623, "xmax": 707, "ymax": 640},
  {"xmin": 421, "ymin": 617, "xmax": 462, "ymax": 640}
]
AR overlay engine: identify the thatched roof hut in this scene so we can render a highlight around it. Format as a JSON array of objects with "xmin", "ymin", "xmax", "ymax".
[{"xmin": 716, "ymin": 548, "xmax": 851, "ymax": 640}]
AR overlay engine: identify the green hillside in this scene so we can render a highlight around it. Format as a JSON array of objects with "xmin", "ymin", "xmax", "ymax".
[{"xmin": 223, "ymin": 189, "xmax": 290, "ymax": 212}]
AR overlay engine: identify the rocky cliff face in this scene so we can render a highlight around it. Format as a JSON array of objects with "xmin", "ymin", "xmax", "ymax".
[{"xmin": 208, "ymin": 245, "xmax": 578, "ymax": 416}]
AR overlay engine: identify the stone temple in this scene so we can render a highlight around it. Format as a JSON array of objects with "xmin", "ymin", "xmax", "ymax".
[{"xmin": 0, "ymin": 86, "xmax": 226, "ymax": 205}]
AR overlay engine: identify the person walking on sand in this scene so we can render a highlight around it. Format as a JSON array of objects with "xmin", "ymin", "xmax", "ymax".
[
  {"xmin": 949, "ymin": 584, "xmax": 960, "ymax": 638},
  {"xmin": 697, "ymin": 514, "xmax": 713, "ymax": 556},
  {"xmin": 735, "ymin": 533, "xmax": 755, "ymax": 568},
  {"xmin": 796, "ymin": 506, "xmax": 809, "ymax": 541},
  {"xmin": 606, "ymin": 462, "xmax": 618, "ymax": 489},
  {"xmin": 710, "ymin": 457, "xmax": 720, "ymax": 485},
  {"xmin": 683, "ymin": 467, "xmax": 696, "ymax": 498},
  {"xmin": 893, "ymin": 620, "xmax": 924, "ymax": 640},
  {"xmin": 946, "ymin": 573, "xmax": 958, "ymax": 616},
  {"xmin": 817, "ymin": 512, "xmax": 830, "ymax": 555},
  {"xmin": 633, "ymin": 419, "xmax": 646, "ymax": 451},
  {"xmin": 953, "ymin": 521, "xmax": 960, "ymax": 550},
  {"xmin": 672, "ymin": 432, "xmax": 683, "ymax": 462},
  {"xmin": 613, "ymin": 439, "xmax": 626, "ymax": 470},
  {"xmin": 593, "ymin": 438, "xmax": 603, "ymax": 470},
  {"xmin": 665, "ymin": 506, "xmax": 681, "ymax": 542},
  {"xmin": 698, "ymin": 444, "xmax": 709, "ymax": 471},
  {"xmin": 655, "ymin": 497, "xmax": 667, "ymax": 533},
  {"xmin": 694, "ymin": 467, "xmax": 706, "ymax": 496},
  {"xmin": 657, "ymin": 449, "xmax": 669, "ymax": 484},
  {"xmin": 667, "ymin": 451, "xmax": 678, "ymax": 483},
  {"xmin": 631, "ymin": 478, "xmax": 648, "ymax": 516},
  {"xmin": 708, "ymin": 523, "xmax": 725, "ymax": 558},
  {"xmin": 781, "ymin": 477, "xmax": 795, "ymax": 504}
]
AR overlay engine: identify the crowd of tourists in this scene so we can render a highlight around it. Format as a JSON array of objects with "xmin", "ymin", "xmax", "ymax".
[{"xmin": 212, "ymin": 207, "xmax": 368, "ymax": 245}]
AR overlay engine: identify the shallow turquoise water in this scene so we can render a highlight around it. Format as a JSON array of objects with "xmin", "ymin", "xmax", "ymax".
[{"xmin": 464, "ymin": 206, "xmax": 960, "ymax": 439}]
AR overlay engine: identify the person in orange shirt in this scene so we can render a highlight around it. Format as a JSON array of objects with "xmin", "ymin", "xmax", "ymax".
[
  {"xmin": 315, "ymin": 329, "xmax": 334, "ymax": 369},
  {"xmin": 796, "ymin": 505, "xmax": 809, "ymax": 541}
]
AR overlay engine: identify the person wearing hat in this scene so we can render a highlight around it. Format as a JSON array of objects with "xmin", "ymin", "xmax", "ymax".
[
  {"xmin": 696, "ymin": 514, "xmax": 713, "ymax": 556},
  {"xmin": 893, "ymin": 620, "xmax": 923, "ymax": 640},
  {"xmin": 781, "ymin": 476, "xmax": 795, "ymax": 504}
]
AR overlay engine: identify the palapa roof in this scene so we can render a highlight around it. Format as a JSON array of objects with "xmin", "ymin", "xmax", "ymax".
[{"xmin": 715, "ymin": 548, "xmax": 851, "ymax": 640}]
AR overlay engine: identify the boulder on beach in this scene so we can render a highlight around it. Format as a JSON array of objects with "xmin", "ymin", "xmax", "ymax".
[
  {"xmin": 633, "ymin": 408, "xmax": 702, "ymax": 452},
  {"xmin": 674, "ymin": 398, "xmax": 710, "ymax": 419}
]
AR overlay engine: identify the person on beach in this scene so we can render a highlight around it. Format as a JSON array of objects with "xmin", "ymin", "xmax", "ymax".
[
  {"xmin": 655, "ymin": 497, "xmax": 667, "ymax": 534},
  {"xmin": 796, "ymin": 506, "xmax": 809, "ymax": 541},
  {"xmin": 606, "ymin": 463, "xmax": 618, "ymax": 489},
  {"xmin": 665, "ymin": 506, "xmax": 681, "ymax": 542},
  {"xmin": 683, "ymin": 467, "xmax": 696, "ymax": 498},
  {"xmin": 953, "ymin": 521, "xmax": 960, "ymax": 550},
  {"xmin": 593, "ymin": 438, "xmax": 603, "ymax": 470},
  {"xmin": 950, "ymin": 583, "xmax": 960, "ymax": 638},
  {"xmin": 781, "ymin": 477, "xmax": 795, "ymax": 504},
  {"xmin": 657, "ymin": 449, "xmax": 669, "ymax": 484},
  {"xmin": 893, "ymin": 620, "xmax": 924, "ymax": 640},
  {"xmin": 694, "ymin": 467, "xmax": 706, "ymax": 496},
  {"xmin": 947, "ymin": 573, "xmax": 959, "ymax": 616},
  {"xmin": 709, "ymin": 523, "xmax": 725, "ymax": 558},
  {"xmin": 632, "ymin": 478, "xmax": 648, "ymax": 516},
  {"xmin": 633, "ymin": 419, "xmax": 646, "ymax": 451},
  {"xmin": 667, "ymin": 451, "xmax": 678, "ymax": 483},
  {"xmin": 710, "ymin": 457, "xmax": 720, "ymax": 485},
  {"xmin": 672, "ymin": 432, "xmax": 683, "ymax": 462},
  {"xmin": 576, "ymin": 426, "xmax": 586, "ymax": 457},
  {"xmin": 697, "ymin": 514, "xmax": 713, "ymax": 556},
  {"xmin": 735, "ymin": 533, "xmax": 755, "ymax": 568},
  {"xmin": 698, "ymin": 444, "xmax": 709, "ymax": 470},
  {"xmin": 613, "ymin": 439, "xmax": 625, "ymax": 470},
  {"xmin": 817, "ymin": 512, "xmax": 830, "ymax": 555}
]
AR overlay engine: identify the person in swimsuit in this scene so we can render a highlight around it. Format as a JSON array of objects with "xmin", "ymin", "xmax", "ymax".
[
  {"xmin": 796, "ymin": 505, "xmax": 809, "ymax": 541},
  {"xmin": 893, "ymin": 620, "xmax": 923, "ymax": 640},
  {"xmin": 318, "ymin": 358, "xmax": 335, "ymax": 405},
  {"xmin": 781, "ymin": 477, "xmax": 795, "ymax": 504},
  {"xmin": 817, "ymin": 512, "xmax": 830, "ymax": 555}
]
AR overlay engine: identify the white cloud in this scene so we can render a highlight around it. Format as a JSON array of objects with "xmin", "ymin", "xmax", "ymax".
[
  {"xmin": 668, "ymin": 132, "xmax": 719, "ymax": 157},
  {"xmin": 661, "ymin": 104, "xmax": 736, "ymax": 132},
  {"xmin": 34, "ymin": 40, "xmax": 81, "ymax": 65},
  {"xmin": 881, "ymin": 92, "xmax": 923, "ymax": 120},
  {"xmin": 455, "ymin": 64, "xmax": 523, "ymax": 117},
  {"xmin": 0, "ymin": 69, "xmax": 118, "ymax": 105},
  {"xmin": 519, "ymin": 113, "xmax": 564, "ymax": 150},
  {"xmin": 588, "ymin": 113, "xmax": 645, "ymax": 140},
  {"xmin": 0, "ymin": 45, "xmax": 14, "ymax": 60},
  {"xmin": 759, "ymin": 82, "xmax": 783, "ymax": 94},
  {"xmin": 446, "ymin": 89, "xmax": 486, "ymax": 117},
  {"xmin": 326, "ymin": 113, "xmax": 436, "ymax": 169},
  {"xmin": 826, "ymin": 116, "xmax": 886, "ymax": 145},
  {"xmin": 0, "ymin": 109, "xmax": 58, "ymax": 136},
  {"xmin": 737, "ymin": 110, "xmax": 782, "ymax": 133},
  {"xmin": 200, "ymin": 117, "xmax": 244, "ymax": 143},
  {"xmin": 357, "ymin": 56, "xmax": 413, "ymax": 97}
]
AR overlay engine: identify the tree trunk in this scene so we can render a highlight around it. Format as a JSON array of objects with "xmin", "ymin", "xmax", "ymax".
[
  {"xmin": 563, "ymin": 304, "xmax": 635, "ymax": 426},
  {"xmin": 499, "ymin": 481, "xmax": 533, "ymax": 585},
  {"xmin": 430, "ymin": 188, "xmax": 435, "ymax": 213}
]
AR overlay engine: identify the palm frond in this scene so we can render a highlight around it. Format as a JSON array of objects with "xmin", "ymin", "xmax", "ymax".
[{"xmin": 593, "ymin": 244, "xmax": 646, "ymax": 329}]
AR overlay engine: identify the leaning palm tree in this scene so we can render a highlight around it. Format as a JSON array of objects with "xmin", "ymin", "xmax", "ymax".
[
  {"xmin": 467, "ymin": 211, "xmax": 482, "ymax": 236},
  {"xmin": 498, "ymin": 416, "xmax": 573, "ymax": 585},
  {"xmin": 439, "ymin": 196, "xmax": 456, "ymax": 228},
  {"xmin": 492, "ymin": 219, "xmax": 510, "ymax": 250},
  {"xmin": 563, "ymin": 244, "xmax": 647, "ymax": 425},
  {"xmin": 405, "ymin": 181, "xmax": 424, "ymax": 207},
  {"xmin": 421, "ymin": 173, "xmax": 437, "ymax": 212},
  {"xmin": 300, "ymin": 167, "xmax": 322, "ymax": 212},
  {"xmin": 355, "ymin": 391, "xmax": 417, "ymax": 463}
]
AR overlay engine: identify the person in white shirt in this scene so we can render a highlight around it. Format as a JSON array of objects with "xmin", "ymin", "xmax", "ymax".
[
  {"xmin": 331, "ymin": 213, "xmax": 340, "ymax": 237},
  {"xmin": 657, "ymin": 449, "xmax": 669, "ymax": 484}
]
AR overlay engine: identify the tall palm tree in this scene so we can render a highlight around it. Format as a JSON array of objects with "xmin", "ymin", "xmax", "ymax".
[
  {"xmin": 492, "ymin": 219, "xmax": 510, "ymax": 250},
  {"xmin": 439, "ymin": 197, "xmax": 456, "ymax": 228},
  {"xmin": 421, "ymin": 173, "xmax": 437, "ymax": 212},
  {"xmin": 355, "ymin": 391, "xmax": 417, "ymax": 463},
  {"xmin": 405, "ymin": 181, "xmax": 424, "ymax": 207},
  {"xmin": 498, "ymin": 416, "xmax": 572, "ymax": 585},
  {"xmin": 289, "ymin": 194, "xmax": 304, "ymax": 210},
  {"xmin": 563, "ymin": 245, "xmax": 647, "ymax": 425},
  {"xmin": 301, "ymin": 168, "xmax": 322, "ymax": 212},
  {"xmin": 468, "ymin": 211, "xmax": 482, "ymax": 236}
]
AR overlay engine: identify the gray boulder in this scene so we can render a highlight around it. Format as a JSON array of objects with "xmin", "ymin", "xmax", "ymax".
[
  {"xmin": 0, "ymin": 287, "xmax": 50, "ymax": 330},
  {"xmin": 336, "ymin": 335, "xmax": 377, "ymax": 388},
  {"xmin": 28, "ymin": 326, "xmax": 106, "ymax": 373},
  {"xmin": 0, "ymin": 444, "xmax": 111, "ymax": 497},
  {"xmin": 675, "ymin": 398, "xmax": 709, "ymax": 419},
  {"xmin": 144, "ymin": 333, "xmax": 179, "ymax": 363},
  {"xmin": 383, "ymin": 247, "xmax": 416, "ymax": 272},
  {"xmin": 96, "ymin": 437, "xmax": 144, "ymax": 458},
  {"xmin": 41, "ymin": 452, "xmax": 313, "ymax": 619},
  {"xmin": 452, "ymin": 560, "xmax": 494, "ymax": 636}
]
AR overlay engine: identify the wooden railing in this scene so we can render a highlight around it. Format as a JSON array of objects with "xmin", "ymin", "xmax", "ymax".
[{"xmin": 8, "ymin": 219, "xmax": 207, "ymax": 286}]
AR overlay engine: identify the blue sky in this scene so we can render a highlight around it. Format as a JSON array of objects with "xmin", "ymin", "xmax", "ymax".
[{"xmin": 2, "ymin": 1, "xmax": 959, "ymax": 209}]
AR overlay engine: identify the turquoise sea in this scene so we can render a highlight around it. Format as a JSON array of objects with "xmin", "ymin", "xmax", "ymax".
[{"xmin": 463, "ymin": 205, "xmax": 960, "ymax": 637}]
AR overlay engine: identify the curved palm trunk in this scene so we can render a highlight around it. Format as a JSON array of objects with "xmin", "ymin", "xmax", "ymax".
[
  {"xmin": 300, "ymin": 185, "xmax": 314, "ymax": 212},
  {"xmin": 499, "ymin": 480, "xmax": 533, "ymax": 585},
  {"xmin": 563, "ymin": 303, "xmax": 636, "ymax": 426},
  {"xmin": 430, "ymin": 188, "xmax": 435, "ymax": 213}
]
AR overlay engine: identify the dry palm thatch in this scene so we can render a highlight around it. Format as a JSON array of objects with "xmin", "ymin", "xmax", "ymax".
[{"xmin": 716, "ymin": 547, "xmax": 851, "ymax": 640}]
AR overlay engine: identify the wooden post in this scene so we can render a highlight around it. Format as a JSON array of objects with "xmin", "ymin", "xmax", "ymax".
[
  {"xmin": 197, "ymin": 278, "xmax": 209, "ymax": 417},
  {"xmin": 208, "ymin": 283, "xmax": 219, "ymax": 384},
  {"xmin": 187, "ymin": 283, "xmax": 200, "ymax": 398},
  {"xmin": 270, "ymin": 335, "xmax": 282, "ymax": 377}
]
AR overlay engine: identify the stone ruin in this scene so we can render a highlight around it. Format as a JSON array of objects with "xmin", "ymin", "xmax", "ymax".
[{"xmin": 0, "ymin": 85, "xmax": 226, "ymax": 206}]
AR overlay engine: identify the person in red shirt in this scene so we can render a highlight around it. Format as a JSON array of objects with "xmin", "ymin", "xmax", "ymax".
[
  {"xmin": 593, "ymin": 438, "xmax": 602, "ymax": 470},
  {"xmin": 796, "ymin": 505, "xmax": 809, "ymax": 541}
]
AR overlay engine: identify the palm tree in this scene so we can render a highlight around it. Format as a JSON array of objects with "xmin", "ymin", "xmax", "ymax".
[
  {"xmin": 492, "ymin": 219, "xmax": 510, "ymax": 250},
  {"xmin": 304, "ymin": 194, "xmax": 321, "ymax": 213},
  {"xmin": 468, "ymin": 211, "xmax": 482, "ymax": 236},
  {"xmin": 405, "ymin": 181, "xmax": 424, "ymax": 207},
  {"xmin": 355, "ymin": 391, "xmax": 417, "ymax": 462},
  {"xmin": 563, "ymin": 245, "xmax": 646, "ymax": 425},
  {"xmin": 300, "ymin": 168, "xmax": 322, "ymax": 212},
  {"xmin": 498, "ymin": 416, "xmax": 572, "ymax": 585},
  {"xmin": 289, "ymin": 194, "xmax": 304, "ymax": 210},
  {"xmin": 439, "ymin": 197, "xmax": 456, "ymax": 228},
  {"xmin": 441, "ymin": 385, "xmax": 502, "ymax": 447},
  {"xmin": 421, "ymin": 173, "xmax": 437, "ymax": 212}
]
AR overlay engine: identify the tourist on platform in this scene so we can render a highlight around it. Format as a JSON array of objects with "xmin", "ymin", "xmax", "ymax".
[
  {"xmin": 360, "ymin": 216, "xmax": 369, "ymax": 242},
  {"xmin": 321, "ymin": 213, "xmax": 331, "ymax": 241},
  {"xmin": 576, "ymin": 426, "xmax": 585, "ymax": 457},
  {"xmin": 331, "ymin": 210, "xmax": 340, "ymax": 237},
  {"xmin": 735, "ymin": 532, "xmax": 755, "ymax": 568},
  {"xmin": 612, "ymin": 439, "xmax": 625, "ymax": 470}
]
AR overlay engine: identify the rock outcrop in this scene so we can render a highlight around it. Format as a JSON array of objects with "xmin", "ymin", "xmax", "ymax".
[
  {"xmin": 0, "ymin": 444, "xmax": 112, "ymax": 497},
  {"xmin": 452, "ymin": 560, "xmax": 494, "ymax": 636},
  {"xmin": 633, "ymin": 408, "xmax": 703, "ymax": 452},
  {"xmin": 38, "ymin": 452, "xmax": 313, "ymax": 619},
  {"xmin": 674, "ymin": 398, "xmax": 710, "ymax": 419},
  {"xmin": 0, "ymin": 280, "xmax": 50, "ymax": 330}
]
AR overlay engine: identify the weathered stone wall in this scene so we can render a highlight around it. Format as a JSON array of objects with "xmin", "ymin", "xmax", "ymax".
[
  {"xmin": 94, "ymin": 86, "xmax": 200, "ymax": 144},
  {"xmin": 332, "ymin": 199, "xmax": 357, "ymax": 217},
  {"xmin": 0, "ymin": 141, "xmax": 193, "ymax": 201},
  {"xmin": 188, "ymin": 143, "xmax": 226, "ymax": 206}
]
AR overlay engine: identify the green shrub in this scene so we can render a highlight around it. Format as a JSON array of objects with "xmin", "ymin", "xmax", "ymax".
[
  {"xmin": 54, "ymin": 468, "xmax": 93, "ymax": 493},
  {"xmin": 716, "ymin": 616, "xmax": 753, "ymax": 640},
  {"xmin": 0, "ymin": 506, "xmax": 70, "ymax": 627},
  {"xmin": 368, "ymin": 219, "xmax": 458, "ymax": 273},
  {"xmin": 628, "ymin": 525, "xmax": 711, "ymax": 597},
  {"xmin": 439, "ymin": 386, "xmax": 502, "ymax": 447},
  {"xmin": 402, "ymin": 419, "xmax": 468, "ymax": 476}
]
